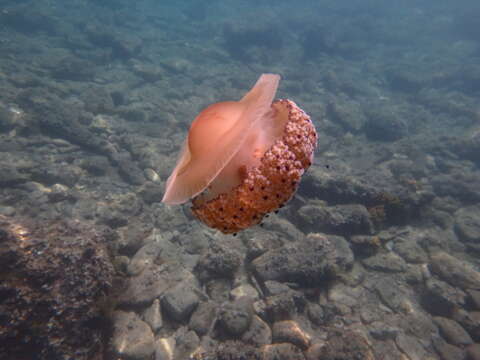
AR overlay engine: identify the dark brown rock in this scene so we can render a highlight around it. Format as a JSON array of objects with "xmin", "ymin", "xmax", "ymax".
[{"xmin": 272, "ymin": 320, "xmax": 311, "ymax": 350}]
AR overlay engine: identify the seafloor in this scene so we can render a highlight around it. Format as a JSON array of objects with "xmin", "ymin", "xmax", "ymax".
[{"xmin": 1, "ymin": 0, "xmax": 480, "ymax": 359}]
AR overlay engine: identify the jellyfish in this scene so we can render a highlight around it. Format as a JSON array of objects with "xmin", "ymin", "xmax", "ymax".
[{"xmin": 162, "ymin": 74, "xmax": 317, "ymax": 234}]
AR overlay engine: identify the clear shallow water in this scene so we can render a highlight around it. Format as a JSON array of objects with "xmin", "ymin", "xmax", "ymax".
[{"xmin": 0, "ymin": 0, "xmax": 479, "ymax": 359}]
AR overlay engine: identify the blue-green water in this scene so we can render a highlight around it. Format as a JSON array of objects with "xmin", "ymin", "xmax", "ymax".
[{"xmin": 0, "ymin": 0, "xmax": 479, "ymax": 359}]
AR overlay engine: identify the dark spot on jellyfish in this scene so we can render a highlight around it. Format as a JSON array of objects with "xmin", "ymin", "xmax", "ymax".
[
  {"xmin": 223, "ymin": 227, "xmax": 227, "ymax": 231},
  {"xmin": 291, "ymin": 181, "xmax": 297, "ymax": 186},
  {"xmin": 261, "ymin": 186, "xmax": 265, "ymax": 191},
  {"xmin": 239, "ymin": 207, "xmax": 244, "ymax": 211},
  {"xmin": 276, "ymin": 166, "xmax": 281, "ymax": 170},
  {"xmin": 285, "ymin": 166, "xmax": 290, "ymax": 171},
  {"xmin": 274, "ymin": 210, "xmax": 279, "ymax": 214},
  {"xmin": 276, "ymin": 193, "xmax": 280, "ymax": 198},
  {"xmin": 279, "ymin": 203, "xmax": 284, "ymax": 208},
  {"xmin": 219, "ymin": 207, "xmax": 224, "ymax": 212},
  {"xmin": 297, "ymin": 135, "xmax": 302, "ymax": 139},
  {"xmin": 233, "ymin": 215, "xmax": 238, "ymax": 219},
  {"xmin": 252, "ymin": 215, "xmax": 257, "ymax": 220},
  {"xmin": 233, "ymin": 233, "xmax": 237, "ymax": 237},
  {"xmin": 249, "ymin": 187, "xmax": 254, "ymax": 191},
  {"xmin": 281, "ymin": 178, "xmax": 286, "ymax": 183},
  {"xmin": 263, "ymin": 196, "xmax": 268, "ymax": 200},
  {"xmin": 307, "ymin": 161, "xmax": 312, "ymax": 166},
  {"xmin": 265, "ymin": 214, "xmax": 269, "ymax": 218}
]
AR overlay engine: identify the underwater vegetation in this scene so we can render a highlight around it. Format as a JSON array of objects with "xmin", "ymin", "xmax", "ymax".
[{"xmin": 0, "ymin": 216, "xmax": 114, "ymax": 360}]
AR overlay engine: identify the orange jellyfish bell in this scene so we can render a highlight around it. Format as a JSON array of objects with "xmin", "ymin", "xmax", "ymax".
[{"xmin": 162, "ymin": 74, "xmax": 317, "ymax": 234}]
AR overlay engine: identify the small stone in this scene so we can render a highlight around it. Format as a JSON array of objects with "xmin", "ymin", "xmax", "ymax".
[
  {"xmin": 320, "ymin": 330, "xmax": 374, "ymax": 360},
  {"xmin": 430, "ymin": 252, "xmax": 480, "ymax": 290},
  {"xmin": 264, "ymin": 292, "xmax": 299, "ymax": 321},
  {"xmin": 272, "ymin": 320, "xmax": 311, "ymax": 350},
  {"xmin": 468, "ymin": 290, "xmax": 480, "ymax": 310},
  {"xmin": 405, "ymin": 265, "xmax": 424, "ymax": 284},
  {"xmin": 467, "ymin": 344, "xmax": 480, "ymax": 360},
  {"xmin": 189, "ymin": 301, "xmax": 217, "ymax": 336},
  {"xmin": 369, "ymin": 322, "xmax": 400, "ymax": 340},
  {"xmin": 155, "ymin": 337, "xmax": 175, "ymax": 360},
  {"xmin": 451, "ymin": 309, "xmax": 480, "ymax": 341},
  {"xmin": 424, "ymin": 278, "xmax": 466, "ymax": 316},
  {"xmin": 119, "ymin": 263, "xmax": 192, "ymax": 306},
  {"xmin": 113, "ymin": 255, "xmax": 130, "ymax": 274},
  {"xmin": 375, "ymin": 278, "xmax": 408, "ymax": 311},
  {"xmin": 144, "ymin": 168, "xmax": 160, "ymax": 182},
  {"xmin": 111, "ymin": 311, "xmax": 155, "ymax": 360},
  {"xmin": 395, "ymin": 333, "xmax": 428, "ymax": 360},
  {"xmin": 362, "ymin": 252, "xmax": 408, "ymax": 273},
  {"xmin": 162, "ymin": 281, "xmax": 200, "ymax": 322},
  {"xmin": 230, "ymin": 284, "xmax": 259, "ymax": 301},
  {"xmin": 241, "ymin": 315, "xmax": 272, "ymax": 346},
  {"xmin": 252, "ymin": 234, "xmax": 349, "ymax": 286},
  {"xmin": 218, "ymin": 298, "xmax": 253, "ymax": 336},
  {"xmin": 304, "ymin": 341, "xmax": 327, "ymax": 360},
  {"xmin": 48, "ymin": 183, "xmax": 70, "ymax": 202},
  {"xmin": 143, "ymin": 299, "xmax": 163, "ymax": 333},
  {"xmin": 195, "ymin": 241, "xmax": 241, "ymax": 281},
  {"xmin": 434, "ymin": 317, "xmax": 473, "ymax": 346},
  {"xmin": 455, "ymin": 206, "xmax": 480, "ymax": 243},
  {"xmin": 298, "ymin": 203, "xmax": 374, "ymax": 235},
  {"xmin": 432, "ymin": 337, "xmax": 466, "ymax": 360},
  {"xmin": 394, "ymin": 239, "xmax": 428, "ymax": 264},
  {"xmin": 307, "ymin": 303, "xmax": 325, "ymax": 326},
  {"xmin": 128, "ymin": 241, "xmax": 162, "ymax": 276},
  {"xmin": 0, "ymin": 206, "xmax": 15, "ymax": 216},
  {"xmin": 174, "ymin": 328, "xmax": 200, "ymax": 360},
  {"xmin": 261, "ymin": 343, "xmax": 305, "ymax": 360}
]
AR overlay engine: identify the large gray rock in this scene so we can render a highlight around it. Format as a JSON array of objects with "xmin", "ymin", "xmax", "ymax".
[
  {"xmin": 161, "ymin": 281, "xmax": 200, "ymax": 322},
  {"xmin": 119, "ymin": 263, "xmax": 193, "ymax": 306},
  {"xmin": 393, "ymin": 239, "xmax": 428, "ymax": 264},
  {"xmin": 111, "ymin": 311, "xmax": 155, "ymax": 360},
  {"xmin": 189, "ymin": 301, "xmax": 217, "ymax": 336},
  {"xmin": 430, "ymin": 252, "xmax": 480, "ymax": 290},
  {"xmin": 374, "ymin": 278, "xmax": 409, "ymax": 312},
  {"xmin": 434, "ymin": 317, "xmax": 473, "ymax": 346},
  {"xmin": 362, "ymin": 252, "xmax": 408, "ymax": 273},
  {"xmin": 432, "ymin": 337, "xmax": 466, "ymax": 360},
  {"xmin": 195, "ymin": 241, "xmax": 242, "ymax": 281},
  {"xmin": 298, "ymin": 203, "xmax": 374, "ymax": 235},
  {"xmin": 395, "ymin": 333, "xmax": 428, "ymax": 360},
  {"xmin": 252, "ymin": 233, "xmax": 352, "ymax": 286},
  {"xmin": 218, "ymin": 298, "xmax": 254, "ymax": 336},
  {"xmin": 143, "ymin": 299, "xmax": 163, "ymax": 333},
  {"xmin": 424, "ymin": 278, "xmax": 466, "ymax": 316}
]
